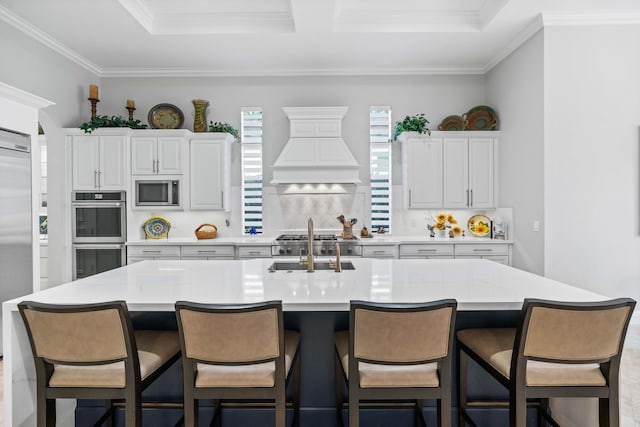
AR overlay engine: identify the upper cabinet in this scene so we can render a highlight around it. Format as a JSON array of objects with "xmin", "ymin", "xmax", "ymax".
[
  {"xmin": 189, "ymin": 133, "xmax": 234, "ymax": 211},
  {"xmin": 400, "ymin": 131, "xmax": 499, "ymax": 209},
  {"xmin": 72, "ymin": 132, "xmax": 126, "ymax": 191},
  {"xmin": 131, "ymin": 134, "xmax": 183, "ymax": 175}
]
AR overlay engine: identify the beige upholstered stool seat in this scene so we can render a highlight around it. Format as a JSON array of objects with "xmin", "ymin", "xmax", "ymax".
[
  {"xmin": 50, "ymin": 330, "xmax": 181, "ymax": 388},
  {"xmin": 196, "ymin": 330, "xmax": 300, "ymax": 388},
  {"xmin": 335, "ymin": 330, "xmax": 439, "ymax": 388},
  {"xmin": 457, "ymin": 328, "xmax": 606, "ymax": 387}
]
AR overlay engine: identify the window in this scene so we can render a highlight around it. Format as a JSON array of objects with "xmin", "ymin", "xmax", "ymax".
[
  {"xmin": 241, "ymin": 108, "xmax": 263, "ymax": 234},
  {"xmin": 369, "ymin": 107, "xmax": 392, "ymax": 233}
]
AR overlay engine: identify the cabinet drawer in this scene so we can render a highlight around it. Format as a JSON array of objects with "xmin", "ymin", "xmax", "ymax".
[
  {"xmin": 237, "ymin": 246, "xmax": 272, "ymax": 258},
  {"xmin": 127, "ymin": 245, "xmax": 181, "ymax": 257},
  {"xmin": 181, "ymin": 245, "xmax": 235, "ymax": 258},
  {"xmin": 399, "ymin": 244, "xmax": 454, "ymax": 257},
  {"xmin": 362, "ymin": 246, "xmax": 397, "ymax": 258},
  {"xmin": 454, "ymin": 244, "xmax": 508, "ymax": 256}
]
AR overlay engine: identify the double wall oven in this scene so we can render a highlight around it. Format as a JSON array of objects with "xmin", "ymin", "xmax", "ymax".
[{"xmin": 71, "ymin": 191, "xmax": 126, "ymax": 279}]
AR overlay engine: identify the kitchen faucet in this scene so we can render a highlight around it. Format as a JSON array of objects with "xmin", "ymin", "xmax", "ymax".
[
  {"xmin": 307, "ymin": 218, "xmax": 314, "ymax": 272},
  {"xmin": 331, "ymin": 242, "xmax": 341, "ymax": 272}
]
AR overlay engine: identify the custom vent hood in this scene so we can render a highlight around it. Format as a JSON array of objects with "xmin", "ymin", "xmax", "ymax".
[{"xmin": 271, "ymin": 106, "xmax": 360, "ymax": 184}]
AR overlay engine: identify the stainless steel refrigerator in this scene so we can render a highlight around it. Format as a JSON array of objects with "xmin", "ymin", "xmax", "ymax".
[{"xmin": 0, "ymin": 128, "xmax": 33, "ymax": 355}]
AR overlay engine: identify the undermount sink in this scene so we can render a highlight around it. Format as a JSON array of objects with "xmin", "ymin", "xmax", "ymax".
[{"xmin": 268, "ymin": 261, "xmax": 355, "ymax": 272}]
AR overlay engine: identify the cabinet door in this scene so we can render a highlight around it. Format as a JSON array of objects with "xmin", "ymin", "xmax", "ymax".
[
  {"xmin": 407, "ymin": 138, "xmax": 442, "ymax": 208},
  {"xmin": 190, "ymin": 140, "xmax": 224, "ymax": 210},
  {"xmin": 443, "ymin": 138, "xmax": 469, "ymax": 208},
  {"xmin": 131, "ymin": 137, "xmax": 156, "ymax": 175},
  {"xmin": 99, "ymin": 135, "xmax": 126, "ymax": 190},
  {"xmin": 468, "ymin": 138, "xmax": 494, "ymax": 208},
  {"xmin": 72, "ymin": 136, "xmax": 99, "ymax": 190},
  {"xmin": 157, "ymin": 137, "xmax": 183, "ymax": 174}
]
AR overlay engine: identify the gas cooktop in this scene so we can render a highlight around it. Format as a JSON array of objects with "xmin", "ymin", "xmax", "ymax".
[
  {"xmin": 272, "ymin": 234, "xmax": 361, "ymax": 256},
  {"xmin": 275, "ymin": 234, "xmax": 358, "ymax": 241}
]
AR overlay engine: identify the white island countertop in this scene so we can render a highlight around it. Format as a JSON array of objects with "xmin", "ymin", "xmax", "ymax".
[{"xmin": 4, "ymin": 258, "xmax": 605, "ymax": 312}]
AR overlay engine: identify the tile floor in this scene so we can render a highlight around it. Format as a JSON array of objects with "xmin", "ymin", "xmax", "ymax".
[{"xmin": 1, "ymin": 321, "xmax": 639, "ymax": 426}]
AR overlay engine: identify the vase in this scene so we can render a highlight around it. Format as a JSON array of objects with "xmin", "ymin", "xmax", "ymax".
[
  {"xmin": 435, "ymin": 229, "xmax": 446, "ymax": 238},
  {"xmin": 192, "ymin": 99, "xmax": 209, "ymax": 133}
]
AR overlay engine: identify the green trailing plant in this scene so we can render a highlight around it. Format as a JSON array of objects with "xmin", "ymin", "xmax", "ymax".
[
  {"xmin": 209, "ymin": 121, "xmax": 239, "ymax": 138},
  {"xmin": 392, "ymin": 113, "xmax": 430, "ymax": 141},
  {"xmin": 80, "ymin": 115, "xmax": 147, "ymax": 134}
]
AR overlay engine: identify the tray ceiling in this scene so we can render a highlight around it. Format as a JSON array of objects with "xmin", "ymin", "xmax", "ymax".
[{"xmin": 0, "ymin": 0, "xmax": 639, "ymax": 76}]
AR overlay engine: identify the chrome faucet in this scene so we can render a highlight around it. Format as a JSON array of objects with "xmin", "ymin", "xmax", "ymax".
[{"xmin": 306, "ymin": 218, "xmax": 314, "ymax": 273}]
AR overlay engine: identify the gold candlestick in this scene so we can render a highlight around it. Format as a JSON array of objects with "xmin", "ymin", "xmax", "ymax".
[
  {"xmin": 126, "ymin": 106, "xmax": 136, "ymax": 121},
  {"xmin": 88, "ymin": 97, "xmax": 100, "ymax": 119}
]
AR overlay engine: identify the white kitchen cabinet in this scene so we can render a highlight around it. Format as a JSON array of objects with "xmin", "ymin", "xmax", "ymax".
[
  {"xmin": 131, "ymin": 136, "xmax": 182, "ymax": 175},
  {"xmin": 127, "ymin": 245, "xmax": 180, "ymax": 264},
  {"xmin": 400, "ymin": 131, "xmax": 498, "ymax": 209},
  {"xmin": 362, "ymin": 245, "xmax": 397, "ymax": 258},
  {"xmin": 454, "ymin": 244, "xmax": 511, "ymax": 265},
  {"xmin": 443, "ymin": 136, "xmax": 496, "ymax": 209},
  {"xmin": 400, "ymin": 134, "xmax": 443, "ymax": 208},
  {"xmin": 39, "ymin": 241, "xmax": 48, "ymax": 289},
  {"xmin": 237, "ymin": 245, "xmax": 272, "ymax": 259},
  {"xmin": 181, "ymin": 245, "xmax": 235, "ymax": 259},
  {"xmin": 189, "ymin": 134, "xmax": 233, "ymax": 211},
  {"xmin": 72, "ymin": 134, "xmax": 126, "ymax": 190},
  {"xmin": 399, "ymin": 244, "xmax": 454, "ymax": 259}
]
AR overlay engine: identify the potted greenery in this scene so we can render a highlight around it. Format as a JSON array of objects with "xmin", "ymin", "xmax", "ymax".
[
  {"xmin": 80, "ymin": 115, "xmax": 147, "ymax": 134},
  {"xmin": 392, "ymin": 113, "xmax": 430, "ymax": 141},
  {"xmin": 209, "ymin": 121, "xmax": 239, "ymax": 139}
]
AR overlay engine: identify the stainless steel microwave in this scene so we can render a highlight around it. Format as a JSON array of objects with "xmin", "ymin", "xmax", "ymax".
[{"xmin": 135, "ymin": 179, "xmax": 180, "ymax": 207}]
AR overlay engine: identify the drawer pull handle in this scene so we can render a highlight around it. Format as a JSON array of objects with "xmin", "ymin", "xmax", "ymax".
[
  {"xmin": 373, "ymin": 250, "xmax": 386, "ymax": 254},
  {"xmin": 473, "ymin": 249, "xmax": 493, "ymax": 252},
  {"xmin": 142, "ymin": 250, "xmax": 161, "ymax": 254},
  {"xmin": 418, "ymin": 249, "xmax": 437, "ymax": 252},
  {"xmin": 248, "ymin": 251, "xmax": 261, "ymax": 255},
  {"xmin": 198, "ymin": 250, "xmax": 216, "ymax": 254}
]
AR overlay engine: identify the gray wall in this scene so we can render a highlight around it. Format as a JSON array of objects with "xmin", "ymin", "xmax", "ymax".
[
  {"xmin": 486, "ymin": 30, "xmax": 545, "ymax": 275},
  {"xmin": 544, "ymin": 25, "xmax": 640, "ymax": 302}
]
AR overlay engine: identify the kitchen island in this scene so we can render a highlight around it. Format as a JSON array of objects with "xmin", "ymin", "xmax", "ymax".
[{"xmin": 3, "ymin": 259, "xmax": 609, "ymax": 426}]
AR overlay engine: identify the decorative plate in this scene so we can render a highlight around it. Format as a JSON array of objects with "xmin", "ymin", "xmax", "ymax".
[
  {"xmin": 467, "ymin": 214, "xmax": 491, "ymax": 237},
  {"xmin": 438, "ymin": 115, "xmax": 464, "ymax": 131},
  {"xmin": 143, "ymin": 216, "xmax": 171, "ymax": 239},
  {"xmin": 463, "ymin": 105, "xmax": 499, "ymax": 131},
  {"xmin": 148, "ymin": 103, "xmax": 184, "ymax": 129}
]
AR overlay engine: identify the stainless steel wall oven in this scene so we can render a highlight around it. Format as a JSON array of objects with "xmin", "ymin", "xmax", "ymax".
[{"xmin": 71, "ymin": 191, "xmax": 126, "ymax": 279}]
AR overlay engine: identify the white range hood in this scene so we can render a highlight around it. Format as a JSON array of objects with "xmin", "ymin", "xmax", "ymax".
[{"xmin": 271, "ymin": 106, "xmax": 361, "ymax": 184}]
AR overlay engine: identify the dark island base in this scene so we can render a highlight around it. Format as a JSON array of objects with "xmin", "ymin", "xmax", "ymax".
[{"xmin": 76, "ymin": 310, "xmax": 539, "ymax": 426}]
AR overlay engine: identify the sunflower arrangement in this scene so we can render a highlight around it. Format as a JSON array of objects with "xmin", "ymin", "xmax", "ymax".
[{"xmin": 428, "ymin": 213, "xmax": 460, "ymax": 238}]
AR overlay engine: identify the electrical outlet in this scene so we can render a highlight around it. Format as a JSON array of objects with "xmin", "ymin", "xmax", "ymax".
[{"xmin": 533, "ymin": 220, "xmax": 540, "ymax": 232}]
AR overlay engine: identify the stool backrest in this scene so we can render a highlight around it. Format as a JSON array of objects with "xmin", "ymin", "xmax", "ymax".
[
  {"xmin": 351, "ymin": 299, "xmax": 457, "ymax": 364},
  {"xmin": 518, "ymin": 298, "xmax": 636, "ymax": 363},
  {"xmin": 18, "ymin": 301, "xmax": 133, "ymax": 364},
  {"xmin": 175, "ymin": 300, "xmax": 282, "ymax": 364}
]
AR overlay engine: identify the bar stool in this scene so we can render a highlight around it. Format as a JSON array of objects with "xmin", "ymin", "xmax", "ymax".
[
  {"xmin": 175, "ymin": 300, "xmax": 301, "ymax": 427},
  {"xmin": 457, "ymin": 298, "xmax": 636, "ymax": 427},
  {"xmin": 335, "ymin": 299, "xmax": 458, "ymax": 427},
  {"xmin": 18, "ymin": 300, "xmax": 181, "ymax": 427}
]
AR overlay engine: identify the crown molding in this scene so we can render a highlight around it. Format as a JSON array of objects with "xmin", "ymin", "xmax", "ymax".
[
  {"xmin": 483, "ymin": 14, "xmax": 544, "ymax": 73},
  {"xmin": 0, "ymin": 4, "xmax": 101, "ymax": 76},
  {"xmin": 0, "ymin": 81, "xmax": 54, "ymax": 109},
  {"xmin": 100, "ymin": 66, "xmax": 486, "ymax": 78},
  {"xmin": 116, "ymin": 0, "xmax": 154, "ymax": 33}
]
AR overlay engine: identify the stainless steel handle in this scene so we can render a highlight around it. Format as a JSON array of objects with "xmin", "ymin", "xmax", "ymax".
[
  {"xmin": 248, "ymin": 251, "xmax": 261, "ymax": 255},
  {"xmin": 97, "ymin": 170, "xmax": 102, "ymax": 188},
  {"xmin": 470, "ymin": 189, "xmax": 473, "ymax": 206},
  {"xmin": 71, "ymin": 202, "xmax": 123, "ymax": 208},
  {"xmin": 197, "ymin": 250, "xmax": 216, "ymax": 254},
  {"xmin": 142, "ymin": 250, "xmax": 162, "ymax": 254},
  {"xmin": 74, "ymin": 244, "xmax": 125, "ymax": 250},
  {"xmin": 221, "ymin": 191, "xmax": 224, "ymax": 208},
  {"xmin": 156, "ymin": 159, "xmax": 159, "ymax": 173},
  {"xmin": 152, "ymin": 159, "xmax": 157, "ymax": 174},
  {"xmin": 466, "ymin": 189, "xmax": 469, "ymax": 207},
  {"xmin": 373, "ymin": 250, "xmax": 386, "ymax": 254},
  {"xmin": 418, "ymin": 249, "xmax": 437, "ymax": 252},
  {"xmin": 409, "ymin": 190, "xmax": 412, "ymax": 205},
  {"xmin": 473, "ymin": 248, "xmax": 493, "ymax": 252},
  {"xmin": 94, "ymin": 170, "xmax": 98, "ymax": 188}
]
